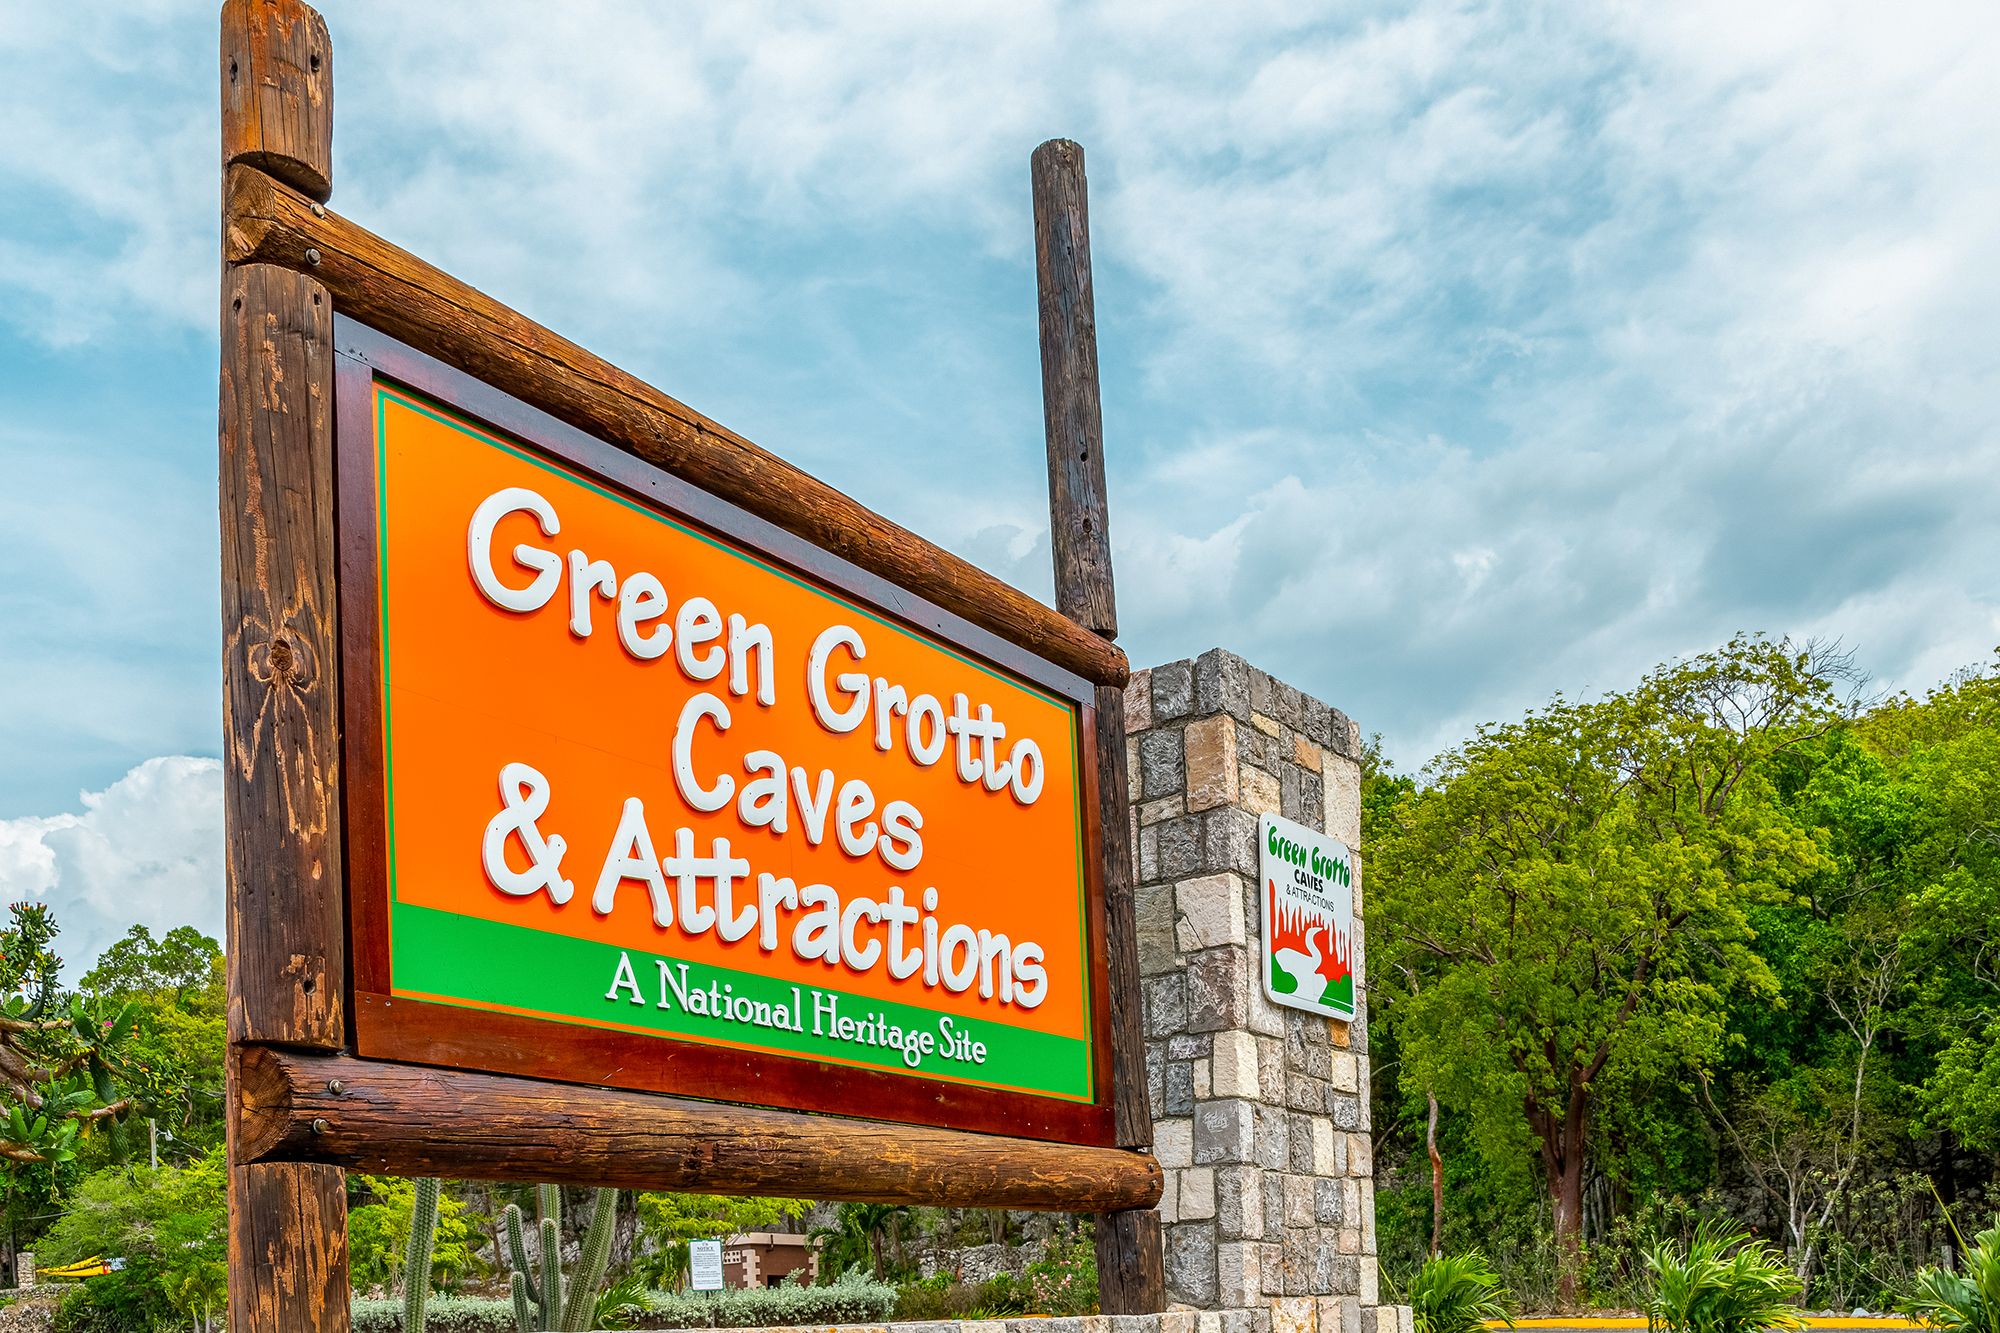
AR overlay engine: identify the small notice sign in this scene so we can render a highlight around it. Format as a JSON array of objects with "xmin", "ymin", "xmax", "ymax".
[
  {"xmin": 1258, "ymin": 813, "xmax": 1355, "ymax": 1020},
  {"xmin": 689, "ymin": 1239, "xmax": 725, "ymax": 1291}
]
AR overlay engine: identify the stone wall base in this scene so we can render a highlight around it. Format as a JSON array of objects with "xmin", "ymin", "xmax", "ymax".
[{"xmin": 649, "ymin": 1305, "xmax": 1414, "ymax": 1333}]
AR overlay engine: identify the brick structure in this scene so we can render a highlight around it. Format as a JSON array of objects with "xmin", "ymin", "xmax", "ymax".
[{"xmin": 1128, "ymin": 650, "xmax": 1409, "ymax": 1333}]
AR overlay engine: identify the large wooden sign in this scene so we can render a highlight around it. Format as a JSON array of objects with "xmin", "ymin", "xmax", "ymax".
[
  {"xmin": 218, "ymin": 1, "xmax": 1162, "ymax": 1326},
  {"xmin": 337, "ymin": 328, "xmax": 1111, "ymax": 1141}
]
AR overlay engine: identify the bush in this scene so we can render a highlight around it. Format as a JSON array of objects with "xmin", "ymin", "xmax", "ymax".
[
  {"xmin": 352, "ymin": 1297, "xmax": 518, "ymax": 1332},
  {"xmin": 1897, "ymin": 1223, "xmax": 2000, "ymax": 1333},
  {"xmin": 1023, "ymin": 1232, "xmax": 1096, "ymax": 1316},
  {"xmin": 894, "ymin": 1272, "xmax": 1027, "ymax": 1321},
  {"xmin": 646, "ymin": 1267, "xmax": 899, "ymax": 1327},
  {"xmin": 1408, "ymin": 1252, "xmax": 1513, "ymax": 1333},
  {"xmin": 352, "ymin": 1267, "xmax": 899, "ymax": 1331},
  {"xmin": 1643, "ymin": 1221, "xmax": 1805, "ymax": 1333}
]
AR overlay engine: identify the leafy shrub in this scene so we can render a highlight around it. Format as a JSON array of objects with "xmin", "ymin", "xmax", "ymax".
[
  {"xmin": 353, "ymin": 1268, "xmax": 899, "ymax": 1331},
  {"xmin": 1408, "ymin": 1251, "xmax": 1513, "ymax": 1333},
  {"xmin": 1898, "ymin": 1223, "xmax": 2000, "ymax": 1333},
  {"xmin": 352, "ymin": 1297, "xmax": 519, "ymax": 1332},
  {"xmin": 894, "ymin": 1272, "xmax": 1027, "ymax": 1321},
  {"xmin": 1024, "ymin": 1231, "xmax": 1097, "ymax": 1316},
  {"xmin": 646, "ymin": 1266, "xmax": 899, "ymax": 1327},
  {"xmin": 1643, "ymin": 1221, "xmax": 1805, "ymax": 1333}
]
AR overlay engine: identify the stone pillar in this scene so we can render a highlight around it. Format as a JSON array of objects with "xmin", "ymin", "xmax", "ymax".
[{"xmin": 1127, "ymin": 650, "xmax": 1410, "ymax": 1333}]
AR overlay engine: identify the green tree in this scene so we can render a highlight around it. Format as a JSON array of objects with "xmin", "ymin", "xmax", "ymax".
[
  {"xmin": 36, "ymin": 1149, "xmax": 227, "ymax": 1333},
  {"xmin": 633, "ymin": 1192, "xmax": 808, "ymax": 1288},
  {"xmin": 347, "ymin": 1174, "xmax": 476, "ymax": 1295},
  {"xmin": 80, "ymin": 924, "xmax": 228, "ymax": 1165},
  {"xmin": 1373, "ymin": 637, "xmax": 1840, "ymax": 1299}
]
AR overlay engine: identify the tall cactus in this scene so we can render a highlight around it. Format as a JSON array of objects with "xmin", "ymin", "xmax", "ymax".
[
  {"xmin": 402, "ymin": 1177, "xmax": 442, "ymax": 1333},
  {"xmin": 559, "ymin": 1188, "xmax": 620, "ymax": 1331},
  {"xmin": 503, "ymin": 1184, "xmax": 625, "ymax": 1332}
]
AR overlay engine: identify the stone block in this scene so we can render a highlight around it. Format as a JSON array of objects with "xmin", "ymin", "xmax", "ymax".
[
  {"xmin": 1158, "ymin": 1173, "xmax": 1179, "ymax": 1224},
  {"xmin": 1141, "ymin": 729, "xmax": 1187, "ymax": 801},
  {"xmin": 1249, "ymin": 669, "xmax": 1278, "ymax": 718},
  {"xmin": 1203, "ymin": 807, "xmax": 1260, "ymax": 877},
  {"xmin": 1284, "ymin": 1172, "xmax": 1316, "ymax": 1227},
  {"xmin": 1177, "ymin": 872, "xmax": 1248, "ymax": 950},
  {"xmin": 1186, "ymin": 947, "xmax": 1249, "ymax": 1033},
  {"xmin": 1157, "ymin": 813, "xmax": 1204, "ymax": 879},
  {"xmin": 1330, "ymin": 1095, "xmax": 1360, "ymax": 1131},
  {"xmin": 1165, "ymin": 1222, "xmax": 1219, "ymax": 1306},
  {"xmin": 1313, "ymin": 1119, "xmax": 1338, "ymax": 1174},
  {"xmin": 1400, "ymin": 1305, "xmax": 1415, "ymax": 1333},
  {"xmin": 1145, "ymin": 974, "xmax": 1188, "ymax": 1035},
  {"xmin": 1185, "ymin": 715, "xmax": 1240, "ymax": 812},
  {"xmin": 1302, "ymin": 696, "xmax": 1333, "ymax": 748},
  {"xmin": 1281, "ymin": 1230, "xmax": 1309, "ymax": 1296},
  {"xmin": 1140, "ymin": 794, "xmax": 1186, "ymax": 826},
  {"xmin": 1193, "ymin": 1098, "xmax": 1256, "ymax": 1164},
  {"xmin": 1155, "ymin": 1118, "xmax": 1193, "ymax": 1168},
  {"xmin": 1261, "ymin": 1241, "xmax": 1284, "ymax": 1295},
  {"xmin": 1180, "ymin": 1165, "xmax": 1216, "ymax": 1220},
  {"xmin": 1216, "ymin": 1163, "xmax": 1262, "ymax": 1239},
  {"xmin": 1153, "ymin": 660, "xmax": 1195, "ymax": 721},
  {"xmin": 1251, "ymin": 711, "xmax": 1281, "ymax": 738},
  {"xmin": 1164, "ymin": 1060, "xmax": 1195, "ymax": 1115},
  {"xmin": 1195, "ymin": 648, "xmax": 1252, "ymax": 719},
  {"xmin": 1211, "ymin": 1030, "xmax": 1260, "ymax": 1098},
  {"xmin": 1198, "ymin": 1315, "xmax": 1226, "ymax": 1333},
  {"xmin": 1194, "ymin": 1057, "xmax": 1212, "ymax": 1098},
  {"xmin": 1289, "ymin": 1113, "xmax": 1317, "ymax": 1170},
  {"xmin": 1126, "ymin": 670, "xmax": 1153, "ymax": 732},
  {"xmin": 1247, "ymin": 981, "xmax": 1286, "ymax": 1038},
  {"xmin": 1359, "ymin": 1180, "xmax": 1376, "ymax": 1253},
  {"xmin": 1271, "ymin": 1296, "xmax": 1317, "ymax": 1333},
  {"xmin": 1328, "ymin": 1051, "xmax": 1359, "ymax": 1093},
  {"xmin": 1315, "ymin": 1176, "xmax": 1343, "ymax": 1224},
  {"xmin": 1321, "ymin": 751, "xmax": 1362, "ymax": 847},
  {"xmin": 1137, "ymin": 882, "xmax": 1177, "ymax": 976},
  {"xmin": 1168, "ymin": 1033, "xmax": 1213, "ymax": 1060},
  {"xmin": 1217, "ymin": 1240, "xmax": 1261, "ymax": 1308},
  {"xmin": 1159, "ymin": 1314, "xmax": 1197, "ymax": 1333},
  {"xmin": 1348, "ymin": 1132, "xmax": 1372, "ymax": 1177},
  {"xmin": 1220, "ymin": 1308, "xmax": 1270, "ymax": 1333},
  {"xmin": 1254, "ymin": 1104, "xmax": 1291, "ymax": 1170},
  {"xmin": 1241, "ymin": 764, "xmax": 1281, "ymax": 816}
]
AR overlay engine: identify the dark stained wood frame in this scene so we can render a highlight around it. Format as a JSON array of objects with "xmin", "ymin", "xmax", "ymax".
[
  {"xmin": 332, "ymin": 318, "xmax": 1117, "ymax": 1147},
  {"xmin": 224, "ymin": 2, "xmax": 1164, "ymax": 1324}
]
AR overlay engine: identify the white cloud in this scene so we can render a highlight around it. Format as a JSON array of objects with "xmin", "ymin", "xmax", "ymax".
[
  {"xmin": 0, "ymin": 757, "xmax": 223, "ymax": 978},
  {"xmin": 2, "ymin": 0, "xmax": 1997, "ymax": 786}
]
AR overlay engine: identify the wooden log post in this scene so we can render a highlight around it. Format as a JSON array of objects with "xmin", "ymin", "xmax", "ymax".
[
  {"xmin": 1033, "ymin": 138, "xmax": 1166, "ymax": 1315},
  {"xmin": 221, "ymin": 1, "xmax": 350, "ymax": 1329},
  {"xmin": 238, "ymin": 1048, "xmax": 1164, "ymax": 1212}
]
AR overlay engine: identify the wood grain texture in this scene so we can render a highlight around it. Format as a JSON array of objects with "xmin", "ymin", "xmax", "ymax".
[
  {"xmin": 223, "ymin": 164, "xmax": 1130, "ymax": 688},
  {"xmin": 220, "ymin": 262, "xmax": 345, "ymax": 1049},
  {"xmin": 236, "ymin": 1047, "xmax": 1165, "ymax": 1212},
  {"xmin": 1035, "ymin": 138, "xmax": 1165, "ymax": 1315},
  {"xmin": 1032, "ymin": 138, "xmax": 1117, "ymax": 640},
  {"xmin": 1094, "ymin": 1206, "xmax": 1166, "ymax": 1316},
  {"xmin": 221, "ymin": 0, "xmax": 332, "ymax": 203}
]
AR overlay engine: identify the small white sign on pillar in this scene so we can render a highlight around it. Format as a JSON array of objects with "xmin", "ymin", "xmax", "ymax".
[
  {"xmin": 1258, "ymin": 812, "xmax": 1357, "ymax": 1020},
  {"xmin": 689, "ymin": 1239, "xmax": 725, "ymax": 1292}
]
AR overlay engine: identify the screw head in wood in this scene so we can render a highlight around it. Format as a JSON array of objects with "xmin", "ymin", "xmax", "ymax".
[
  {"xmin": 310, "ymin": 1117, "xmax": 332, "ymax": 1136},
  {"xmin": 327, "ymin": 1079, "xmax": 344, "ymax": 1095},
  {"xmin": 304, "ymin": 247, "xmax": 322, "ymax": 266},
  {"xmin": 310, "ymin": 202, "xmax": 326, "ymax": 218}
]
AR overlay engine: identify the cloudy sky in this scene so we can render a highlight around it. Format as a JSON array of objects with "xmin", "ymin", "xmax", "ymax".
[{"xmin": 3, "ymin": 0, "xmax": 1997, "ymax": 972}]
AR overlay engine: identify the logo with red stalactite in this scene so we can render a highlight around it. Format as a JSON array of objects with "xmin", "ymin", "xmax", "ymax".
[{"xmin": 1259, "ymin": 813, "xmax": 1355, "ymax": 1019}]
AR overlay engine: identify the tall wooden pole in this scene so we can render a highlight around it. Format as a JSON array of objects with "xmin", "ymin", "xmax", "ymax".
[
  {"xmin": 1033, "ymin": 138, "xmax": 1165, "ymax": 1315},
  {"xmin": 221, "ymin": 1, "xmax": 350, "ymax": 1328}
]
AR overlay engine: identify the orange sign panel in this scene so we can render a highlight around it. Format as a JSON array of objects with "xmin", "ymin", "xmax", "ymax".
[{"xmin": 337, "ymin": 333, "xmax": 1107, "ymax": 1141}]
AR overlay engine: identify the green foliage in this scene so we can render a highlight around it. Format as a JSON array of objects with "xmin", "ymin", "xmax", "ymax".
[
  {"xmin": 1643, "ymin": 1221, "xmax": 1805, "ymax": 1333},
  {"xmin": 633, "ymin": 1191, "xmax": 806, "ymax": 1289},
  {"xmin": 349, "ymin": 1175, "xmax": 475, "ymax": 1296},
  {"xmin": 1899, "ymin": 1224, "xmax": 2000, "ymax": 1333},
  {"xmin": 36, "ymin": 1150, "xmax": 226, "ymax": 1333},
  {"xmin": 893, "ymin": 1272, "xmax": 1029, "ymax": 1320},
  {"xmin": 354, "ymin": 1269, "xmax": 900, "ymax": 1331},
  {"xmin": 1408, "ymin": 1251, "xmax": 1514, "ymax": 1333},
  {"xmin": 0, "ymin": 904, "xmax": 138, "ymax": 1170},
  {"xmin": 1023, "ymin": 1230, "xmax": 1098, "ymax": 1315},
  {"xmin": 807, "ymin": 1201, "xmax": 913, "ymax": 1280}
]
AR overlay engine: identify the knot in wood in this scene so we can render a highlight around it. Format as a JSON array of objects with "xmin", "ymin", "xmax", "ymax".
[{"xmin": 247, "ymin": 629, "xmax": 318, "ymax": 692}]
